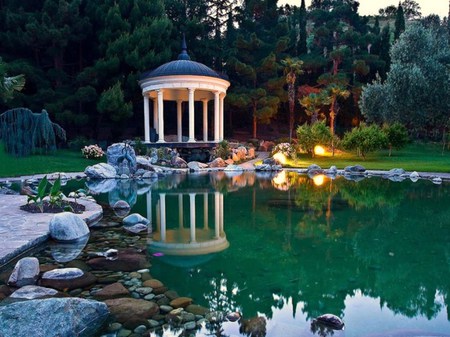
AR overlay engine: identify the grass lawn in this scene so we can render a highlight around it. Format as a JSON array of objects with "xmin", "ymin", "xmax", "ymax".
[
  {"xmin": 286, "ymin": 142, "xmax": 450, "ymax": 173},
  {"xmin": 0, "ymin": 147, "xmax": 103, "ymax": 178}
]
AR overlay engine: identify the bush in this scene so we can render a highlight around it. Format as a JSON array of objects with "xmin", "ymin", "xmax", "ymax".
[
  {"xmin": 272, "ymin": 142, "xmax": 296, "ymax": 159},
  {"xmin": 342, "ymin": 123, "xmax": 388, "ymax": 158},
  {"xmin": 133, "ymin": 137, "xmax": 147, "ymax": 155},
  {"xmin": 81, "ymin": 144, "xmax": 104, "ymax": 159},
  {"xmin": 382, "ymin": 122, "xmax": 409, "ymax": 156},
  {"xmin": 215, "ymin": 140, "xmax": 230, "ymax": 159},
  {"xmin": 296, "ymin": 121, "xmax": 332, "ymax": 157}
]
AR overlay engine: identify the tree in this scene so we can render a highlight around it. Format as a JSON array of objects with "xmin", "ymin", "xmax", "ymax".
[
  {"xmin": 325, "ymin": 84, "xmax": 350, "ymax": 155},
  {"xmin": 296, "ymin": 120, "xmax": 332, "ymax": 157},
  {"xmin": 379, "ymin": 0, "xmax": 421, "ymax": 19},
  {"xmin": 300, "ymin": 92, "xmax": 329, "ymax": 123},
  {"xmin": 298, "ymin": 0, "xmax": 308, "ymax": 55},
  {"xmin": 281, "ymin": 57, "xmax": 304, "ymax": 142},
  {"xmin": 0, "ymin": 58, "xmax": 25, "ymax": 103},
  {"xmin": 394, "ymin": 3, "xmax": 405, "ymax": 40},
  {"xmin": 383, "ymin": 122, "xmax": 409, "ymax": 156},
  {"xmin": 342, "ymin": 123, "xmax": 387, "ymax": 158}
]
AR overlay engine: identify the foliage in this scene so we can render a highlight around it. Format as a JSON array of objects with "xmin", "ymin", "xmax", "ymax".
[
  {"xmin": 26, "ymin": 175, "xmax": 64, "ymax": 212},
  {"xmin": 383, "ymin": 122, "xmax": 409, "ymax": 156},
  {"xmin": 81, "ymin": 144, "xmax": 104, "ymax": 159},
  {"xmin": 0, "ymin": 108, "xmax": 66, "ymax": 157},
  {"xmin": 342, "ymin": 123, "xmax": 388, "ymax": 158},
  {"xmin": 299, "ymin": 92, "xmax": 329, "ymax": 123},
  {"xmin": 26, "ymin": 176, "xmax": 49, "ymax": 213},
  {"xmin": 0, "ymin": 57, "xmax": 25, "ymax": 103},
  {"xmin": 394, "ymin": 3, "xmax": 406, "ymax": 40},
  {"xmin": 97, "ymin": 82, "xmax": 132, "ymax": 122},
  {"xmin": 296, "ymin": 121, "xmax": 332, "ymax": 157},
  {"xmin": 133, "ymin": 137, "xmax": 147, "ymax": 155},
  {"xmin": 215, "ymin": 140, "xmax": 230, "ymax": 159},
  {"xmin": 272, "ymin": 142, "xmax": 296, "ymax": 159}
]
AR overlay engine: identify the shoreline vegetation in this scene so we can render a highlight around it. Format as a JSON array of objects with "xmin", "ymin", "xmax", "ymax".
[{"xmin": 0, "ymin": 141, "xmax": 449, "ymax": 179}]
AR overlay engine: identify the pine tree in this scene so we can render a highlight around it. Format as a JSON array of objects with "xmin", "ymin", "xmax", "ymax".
[
  {"xmin": 298, "ymin": 0, "xmax": 307, "ymax": 55},
  {"xmin": 394, "ymin": 2, "xmax": 405, "ymax": 40}
]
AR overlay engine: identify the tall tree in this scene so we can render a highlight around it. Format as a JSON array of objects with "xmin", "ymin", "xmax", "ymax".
[
  {"xmin": 298, "ymin": 0, "xmax": 308, "ymax": 55},
  {"xmin": 394, "ymin": 2, "xmax": 405, "ymax": 40},
  {"xmin": 281, "ymin": 57, "xmax": 304, "ymax": 141}
]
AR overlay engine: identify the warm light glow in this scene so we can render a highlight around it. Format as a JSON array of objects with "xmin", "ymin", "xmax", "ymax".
[
  {"xmin": 273, "ymin": 152, "xmax": 287, "ymax": 165},
  {"xmin": 312, "ymin": 174, "xmax": 326, "ymax": 186},
  {"xmin": 272, "ymin": 171, "xmax": 289, "ymax": 191},
  {"xmin": 314, "ymin": 145, "xmax": 325, "ymax": 156}
]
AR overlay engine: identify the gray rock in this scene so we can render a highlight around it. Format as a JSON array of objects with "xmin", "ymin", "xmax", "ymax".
[
  {"xmin": 123, "ymin": 213, "xmax": 150, "ymax": 227},
  {"xmin": 123, "ymin": 224, "xmax": 148, "ymax": 234},
  {"xmin": 0, "ymin": 298, "xmax": 109, "ymax": 337},
  {"xmin": 42, "ymin": 268, "xmax": 84, "ymax": 280},
  {"xmin": 184, "ymin": 321, "xmax": 196, "ymax": 330},
  {"xmin": 410, "ymin": 171, "xmax": 420, "ymax": 182},
  {"xmin": 136, "ymin": 156, "xmax": 150, "ymax": 167},
  {"xmin": 10, "ymin": 285, "xmax": 58, "ymax": 299},
  {"xmin": 262, "ymin": 157, "xmax": 278, "ymax": 166},
  {"xmin": 49, "ymin": 212, "xmax": 90, "ymax": 242},
  {"xmin": 113, "ymin": 200, "xmax": 130, "ymax": 210},
  {"xmin": 85, "ymin": 163, "xmax": 117, "ymax": 179},
  {"xmin": 254, "ymin": 164, "xmax": 271, "ymax": 171},
  {"xmin": 224, "ymin": 164, "xmax": 244, "ymax": 172},
  {"xmin": 387, "ymin": 168, "xmax": 405, "ymax": 176},
  {"xmin": 432, "ymin": 177, "xmax": 442, "ymax": 185},
  {"xmin": 344, "ymin": 165, "xmax": 366, "ymax": 173},
  {"xmin": 187, "ymin": 161, "xmax": 208, "ymax": 171},
  {"xmin": 209, "ymin": 157, "xmax": 227, "ymax": 168},
  {"xmin": 107, "ymin": 143, "xmax": 137, "ymax": 175},
  {"xmin": 142, "ymin": 171, "xmax": 158, "ymax": 181},
  {"xmin": 312, "ymin": 313, "xmax": 344, "ymax": 330},
  {"xmin": 170, "ymin": 156, "xmax": 188, "ymax": 168},
  {"xmin": 7, "ymin": 257, "xmax": 40, "ymax": 287},
  {"xmin": 50, "ymin": 234, "xmax": 89, "ymax": 262},
  {"xmin": 307, "ymin": 164, "xmax": 323, "ymax": 175},
  {"xmin": 86, "ymin": 179, "xmax": 117, "ymax": 193}
]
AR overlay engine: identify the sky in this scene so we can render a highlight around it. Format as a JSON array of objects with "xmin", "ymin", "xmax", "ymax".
[{"xmin": 278, "ymin": 0, "xmax": 449, "ymax": 18}]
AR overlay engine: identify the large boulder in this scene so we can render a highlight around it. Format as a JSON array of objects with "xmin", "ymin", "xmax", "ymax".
[
  {"xmin": 49, "ymin": 212, "xmax": 90, "ymax": 242},
  {"xmin": 105, "ymin": 298, "xmax": 159, "ymax": 323},
  {"xmin": 123, "ymin": 213, "xmax": 150, "ymax": 227},
  {"xmin": 107, "ymin": 142, "xmax": 137, "ymax": 175},
  {"xmin": 84, "ymin": 163, "xmax": 116, "ymax": 179},
  {"xmin": 40, "ymin": 271, "xmax": 97, "ymax": 291},
  {"xmin": 87, "ymin": 251, "xmax": 150, "ymax": 272},
  {"xmin": 7, "ymin": 257, "xmax": 40, "ymax": 287},
  {"xmin": 209, "ymin": 158, "xmax": 227, "ymax": 168},
  {"xmin": 85, "ymin": 178, "xmax": 117, "ymax": 193},
  {"xmin": 187, "ymin": 161, "xmax": 208, "ymax": 171},
  {"xmin": 0, "ymin": 298, "xmax": 109, "ymax": 337},
  {"xmin": 171, "ymin": 156, "xmax": 188, "ymax": 168}
]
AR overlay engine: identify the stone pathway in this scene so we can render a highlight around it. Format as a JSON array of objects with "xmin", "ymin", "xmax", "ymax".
[
  {"xmin": 238, "ymin": 151, "xmax": 269, "ymax": 170},
  {"xmin": 0, "ymin": 195, "xmax": 103, "ymax": 267}
]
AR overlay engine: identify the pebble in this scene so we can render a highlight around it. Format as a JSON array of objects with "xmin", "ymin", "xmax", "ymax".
[
  {"xmin": 184, "ymin": 321, "xmax": 196, "ymax": 330},
  {"xmin": 129, "ymin": 272, "xmax": 141, "ymax": 279},
  {"xmin": 131, "ymin": 292, "xmax": 140, "ymax": 299},
  {"xmin": 133, "ymin": 325, "xmax": 147, "ymax": 334},
  {"xmin": 135, "ymin": 287, "xmax": 153, "ymax": 295},
  {"xmin": 108, "ymin": 323, "xmax": 122, "ymax": 332},
  {"xmin": 144, "ymin": 293, "xmax": 155, "ymax": 300},
  {"xmin": 117, "ymin": 329, "xmax": 132, "ymax": 337},
  {"xmin": 137, "ymin": 269, "xmax": 149, "ymax": 273},
  {"xmin": 69, "ymin": 288, "xmax": 83, "ymax": 296},
  {"xmin": 160, "ymin": 305, "xmax": 173, "ymax": 313},
  {"xmin": 148, "ymin": 320, "xmax": 160, "ymax": 328}
]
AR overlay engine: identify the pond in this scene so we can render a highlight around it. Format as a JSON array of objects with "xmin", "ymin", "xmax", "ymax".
[{"xmin": 4, "ymin": 171, "xmax": 450, "ymax": 337}]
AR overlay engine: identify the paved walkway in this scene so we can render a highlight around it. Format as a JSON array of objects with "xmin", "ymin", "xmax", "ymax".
[{"xmin": 0, "ymin": 195, "xmax": 103, "ymax": 267}]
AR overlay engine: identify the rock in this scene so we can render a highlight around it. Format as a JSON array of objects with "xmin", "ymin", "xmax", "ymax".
[
  {"xmin": 10, "ymin": 285, "xmax": 58, "ymax": 300},
  {"xmin": 0, "ymin": 298, "xmax": 109, "ymax": 337},
  {"xmin": 87, "ymin": 252, "xmax": 150, "ymax": 272},
  {"xmin": 170, "ymin": 156, "xmax": 188, "ymax": 168},
  {"xmin": 307, "ymin": 164, "xmax": 323, "ymax": 175},
  {"xmin": 143, "ymin": 279, "xmax": 164, "ymax": 289},
  {"xmin": 254, "ymin": 164, "xmax": 271, "ymax": 171},
  {"xmin": 170, "ymin": 297, "xmax": 193, "ymax": 309},
  {"xmin": 209, "ymin": 157, "xmax": 227, "ymax": 168},
  {"xmin": 184, "ymin": 321, "xmax": 196, "ymax": 330},
  {"xmin": 432, "ymin": 177, "xmax": 442, "ymax": 185},
  {"xmin": 187, "ymin": 161, "xmax": 208, "ymax": 171},
  {"xmin": 50, "ymin": 234, "xmax": 89, "ymax": 263},
  {"xmin": 262, "ymin": 157, "xmax": 278, "ymax": 166},
  {"xmin": 105, "ymin": 298, "xmax": 159, "ymax": 323},
  {"xmin": 205, "ymin": 311, "xmax": 225, "ymax": 323},
  {"xmin": 42, "ymin": 268, "xmax": 84, "ymax": 280},
  {"xmin": 409, "ymin": 171, "xmax": 420, "ymax": 182},
  {"xmin": 85, "ymin": 163, "xmax": 117, "ymax": 179},
  {"xmin": 142, "ymin": 171, "xmax": 158, "ymax": 181},
  {"xmin": 325, "ymin": 166, "xmax": 338, "ymax": 175},
  {"xmin": 7, "ymin": 257, "xmax": 40, "ymax": 287},
  {"xmin": 312, "ymin": 313, "xmax": 344, "ymax": 330},
  {"xmin": 164, "ymin": 290, "xmax": 179, "ymax": 300},
  {"xmin": 136, "ymin": 156, "xmax": 151, "ymax": 169},
  {"xmin": 49, "ymin": 212, "xmax": 90, "ymax": 242},
  {"xmin": 226, "ymin": 312, "xmax": 241, "ymax": 322},
  {"xmin": 235, "ymin": 146, "xmax": 247, "ymax": 160},
  {"xmin": 123, "ymin": 213, "xmax": 150, "ymax": 227},
  {"xmin": 123, "ymin": 223, "xmax": 148, "ymax": 234},
  {"xmin": 239, "ymin": 316, "xmax": 267, "ymax": 337},
  {"xmin": 113, "ymin": 200, "xmax": 130, "ymax": 211},
  {"xmin": 85, "ymin": 178, "xmax": 117, "ymax": 193},
  {"xmin": 94, "ymin": 282, "xmax": 130, "ymax": 300},
  {"xmin": 388, "ymin": 168, "xmax": 405, "ymax": 176},
  {"xmin": 186, "ymin": 304, "xmax": 209, "ymax": 316},
  {"xmin": 107, "ymin": 143, "xmax": 137, "ymax": 175},
  {"xmin": 224, "ymin": 164, "xmax": 244, "ymax": 172},
  {"xmin": 40, "ymin": 271, "xmax": 97, "ymax": 291},
  {"xmin": 344, "ymin": 165, "xmax": 366, "ymax": 173}
]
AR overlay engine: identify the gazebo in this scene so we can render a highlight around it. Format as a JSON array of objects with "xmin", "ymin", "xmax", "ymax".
[{"xmin": 139, "ymin": 37, "xmax": 230, "ymax": 145}]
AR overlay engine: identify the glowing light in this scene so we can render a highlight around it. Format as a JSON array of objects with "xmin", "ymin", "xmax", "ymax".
[
  {"xmin": 272, "ymin": 152, "xmax": 287, "ymax": 165},
  {"xmin": 272, "ymin": 170, "xmax": 290, "ymax": 191},
  {"xmin": 314, "ymin": 145, "xmax": 325, "ymax": 156},
  {"xmin": 312, "ymin": 174, "xmax": 326, "ymax": 186}
]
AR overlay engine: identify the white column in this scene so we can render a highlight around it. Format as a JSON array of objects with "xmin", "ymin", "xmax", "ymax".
[
  {"xmin": 214, "ymin": 192, "xmax": 220, "ymax": 239},
  {"xmin": 202, "ymin": 99, "xmax": 208, "ymax": 141},
  {"xmin": 177, "ymin": 100, "xmax": 183, "ymax": 142},
  {"xmin": 219, "ymin": 94, "xmax": 225, "ymax": 141},
  {"xmin": 178, "ymin": 194, "xmax": 183, "ymax": 228},
  {"xmin": 143, "ymin": 95, "xmax": 150, "ymax": 142},
  {"xmin": 214, "ymin": 91, "xmax": 220, "ymax": 142},
  {"xmin": 153, "ymin": 98, "xmax": 158, "ymax": 134},
  {"xmin": 203, "ymin": 193, "xmax": 208, "ymax": 229},
  {"xmin": 189, "ymin": 193, "xmax": 196, "ymax": 242},
  {"xmin": 157, "ymin": 90, "xmax": 165, "ymax": 142},
  {"xmin": 160, "ymin": 193, "xmax": 166, "ymax": 242},
  {"xmin": 188, "ymin": 88, "xmax": 195, "ymax": 142},
  {"xmin": 219, "ymin": 193, "xmax": 224, "ymax": 234}
]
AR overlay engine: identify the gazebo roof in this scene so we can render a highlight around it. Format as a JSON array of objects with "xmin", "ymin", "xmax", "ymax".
[{"xmin": 140, "ymin": 36, "xmax": 228, "ymax": 81}]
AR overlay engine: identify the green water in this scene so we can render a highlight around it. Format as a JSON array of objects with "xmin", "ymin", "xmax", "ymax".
[{"xmin": 132, "ymin": 171, "xmax": 450, "ymax": 337}]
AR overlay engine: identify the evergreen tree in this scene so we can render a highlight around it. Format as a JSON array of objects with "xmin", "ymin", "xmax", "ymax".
[
  {"xmin": 298, "ymin": 0, "xmax": 308, "ymax": 55},
  {"xmin": 394, "ymin": 2, "xmax": 405, "ymax": 40}
]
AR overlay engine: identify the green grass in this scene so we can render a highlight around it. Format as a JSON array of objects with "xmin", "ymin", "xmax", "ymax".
[
  {"xmin": 287, "ymin": 142, "xmax": 450, "ymax": 173},
  {"xmin": 0, "ymin": 147, "xmax": 103, "ymax": 178}
]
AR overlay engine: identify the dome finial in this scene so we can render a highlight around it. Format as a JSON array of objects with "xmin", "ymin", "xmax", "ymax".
[{"xmin": 178, "ymin": 33, "xmax": 191, "ymax": 60}]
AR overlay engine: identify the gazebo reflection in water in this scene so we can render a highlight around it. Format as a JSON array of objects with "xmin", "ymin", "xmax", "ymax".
[{"xmin": 146, "ymin": 188, "xmax": 229, "ymax": 267}]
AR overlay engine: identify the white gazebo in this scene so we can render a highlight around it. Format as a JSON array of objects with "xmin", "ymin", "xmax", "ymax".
[{"xmin": 139, "ymin": 37, "xmax": 230, "ymax": 144}]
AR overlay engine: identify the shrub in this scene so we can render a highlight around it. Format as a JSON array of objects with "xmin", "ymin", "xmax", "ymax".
[
  {"xmin": 215, "ymin": 140, "xmax": 230, "ymax": 159},
  {"xmin": 342, "ymin": 123, "xmax": 388, "ymax": 158},
  {"xmin": 133, "ymin": 137, "xmax": 147, "ymax": 155},
  {"xmin": 81, "ymin": 144, "xmax": 104, "ymax": 159},
  {"xmin": 272, "ymin": 142, "xmax": 296, "ymax": 159},
  {"xmin": 382, "ymin": 122, "xmax": 409, "ymax": 156},
  {"xmin": 296, "ymin": 121, "xmax": 332, "ymax": 157}
]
